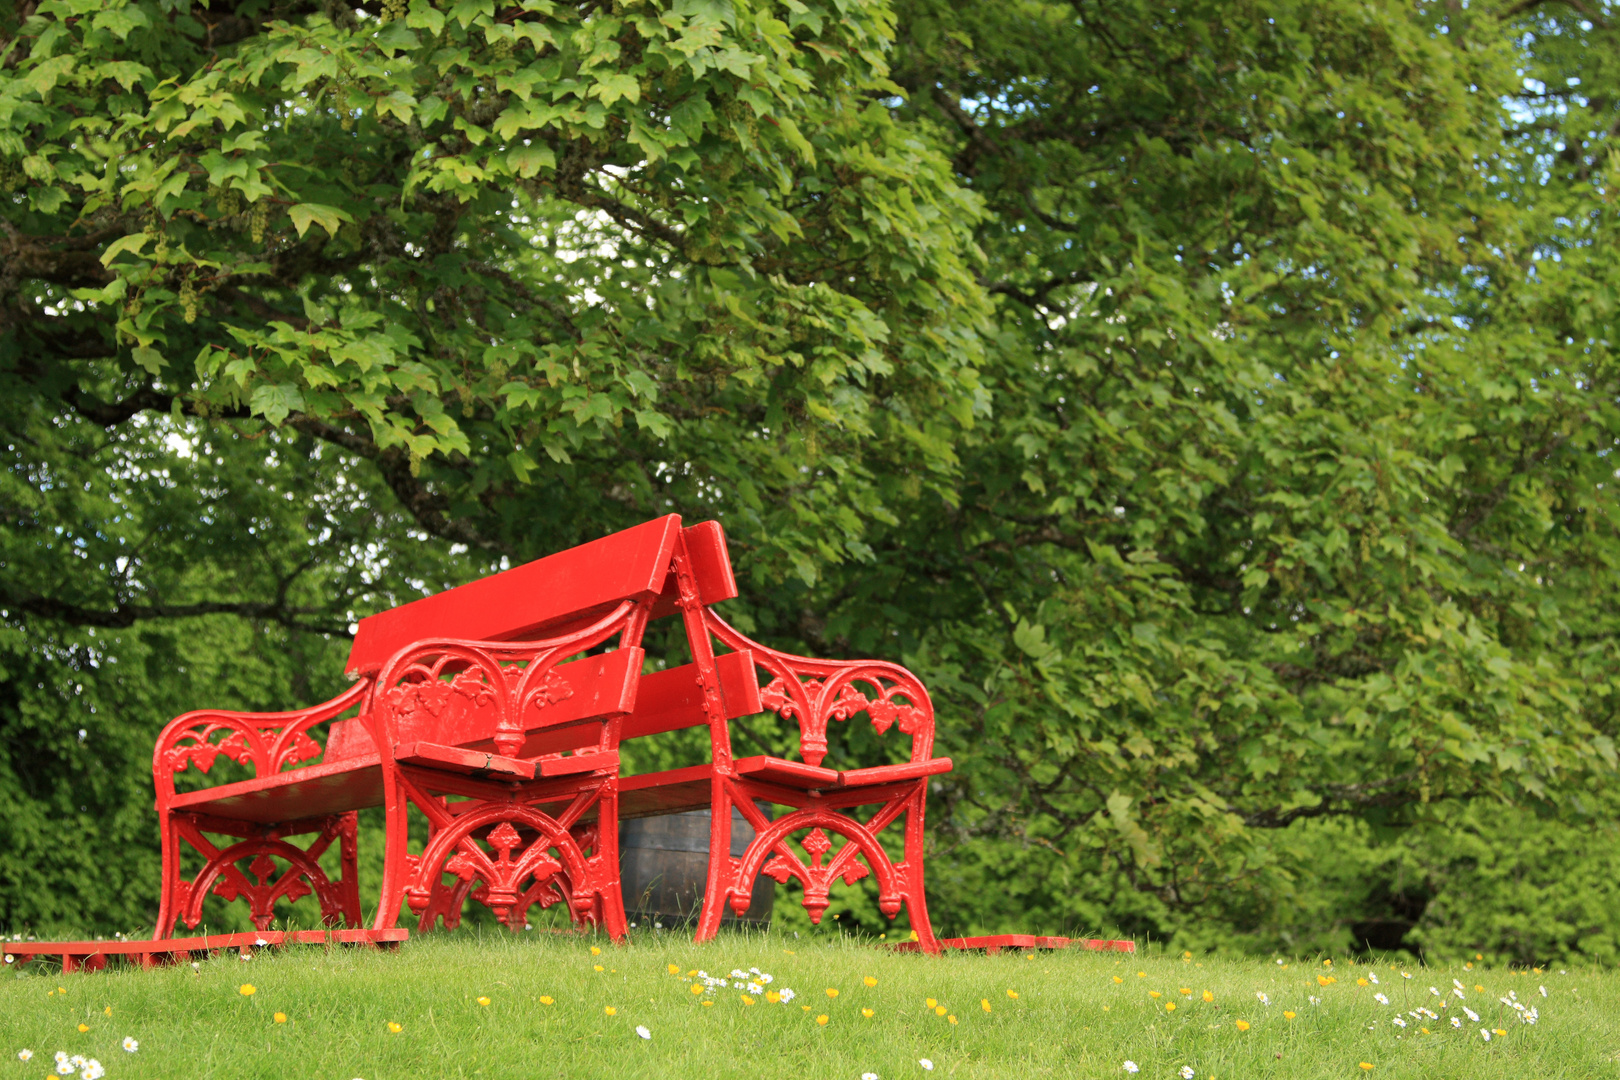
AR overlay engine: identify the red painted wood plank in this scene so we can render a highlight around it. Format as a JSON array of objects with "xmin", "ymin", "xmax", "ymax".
[
  {"xmin": 735, "ymin": 755, "xmax": 840, "ymax": 789},
  {"xmin": 619, "ymin": 650, "xmax": 760, "ymax": 741},
  {"xmin": 836, "ymin": 757, "xmax": 953, "ymax": 788},
  {"xmin": 536, "ymin": 749, "xmax": 619, "ymax": 777},
  {"xmin": 649, "ymin": 521, "xmax": 739, "ymax": 620},
  {"xmin": 346, "ymin": 516, "xmax": 681, "ymax": 677},
  {"xmin": 395, "ymin": 742, "xmax": 536, "ymax": 779},
  {"xmin": 169, "ymin": 756, "xmax": 384, "ymax": 823}
]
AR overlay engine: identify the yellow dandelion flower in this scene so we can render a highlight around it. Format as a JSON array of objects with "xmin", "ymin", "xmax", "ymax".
[
  {"xmin": 1165, "ymin": 1002, "xmax": 1176, "ymax": 1012},
  {"xmin": 604, "ymin": 1006, "xmax": 617, "ymax": 1016},
  {"xmin": 1474, "ymin": 984, "xmax": 1484, "ymax": 992},
  {"xmin": 688, "ymin": 969, "xmax": 699, "ymax": 976},
  {"xmin": 77, "ymin": 1024, "xmax": 88, "ymax": 1033},
  {"xmin": 56, "ymin": 986, "xmax": 65, "ymax": 994},
  {"xmin": 1493, "ymin": 1028, "xmax": 1507, "ymax": 1037},
  {"xmin": 590, "ymin": 946, "xmax": 602, "ymax": 956},
  {"xmin": 802, "ymin": 1005, "xmax": 811, "ymax": 1012},
  {"xmin": 1235, "ymin": 1020, "xmax": 1250, "ymax": 1032},
  {"xmin": 1318, "ymin": 975, "xmax": 1337, "ymax": 986},
  {"xmin": 594, "ymin": 965, "xmax": 605, "ymax": 972},
  {"xmin": 981, "ymin": 999, "xmax": 992, "ymax": 1013},
  {"xmin": 1420, "ymin": 1028, "xmax": 1430, "ymax": 1035},
  {"xmin": 690, "ymin": 983, "xmax": 705, "ymax": 996},
  {"xmin": 273, "ymin": 1012, "xmax": 288, "ymax": 1024},
  {"xmin": 477, "ymin": 996, "xmax": 491, "ymax": 1007},
  {"xmin": 1283, "ymin": 1011, "xmax": 1296, "ymax": 1020},
  {"xmin": 1357, "ymin": 978, "xmax": 1369, "ymax": 986},
  {"xmin": 926, "ymin": 998, "xmax": 938, "ymax": 1008},
  {"xmin": 935, "ymin": 1005, "xmax": 947, "ymax": 1016},
  {"xmin": 1179, "ymin": 987, "xmax": 1192, "ymax": 996},
  {"xmin": 238, "ymin": 984, "xmax": 256, "ymax": 997},
  {"xmin": 1359, "ymin": 1064, "xmax": 1374, "ymax": 1072},
  {"xmin": 1149, "ymin": 991, "xmax": 1162, "ymax": 999},
  {"xmin": 668, "ymin": 964, "xmax": 680, "ymax": 975},
  {"xmin": 1137, "ymin": 972, "xmax": 1147, "ymax": 978},
  {"xmin": 826, "ymin": 988, "xmax": 839, "ymax": 999},
  {"xmin": 741, "ymin": 995, "xmax": 755, "ymax": 1006},
  {"xmin": 1007, "ymin": 989, "xmax": 1019, "ymax": 1000},
  {"xmin": 864, "ymin": 976, "xmax": 877, "ymax": 987},
  {"xmin": 816, "ymin": 1014, "xmax": 829, "ymax": 1026},
  {"xmin": 387, "ymin": 1022, "xmax": 402, "ymax": 1034},
  {"xmin": 1183, "ymin": 951, "xmax": 1193, "ymax": 959},
  {"xmin": 539, "ymin": 996, "xmax": 554, "ymax": 1006},
  {"xmin": 702, "ymin": 1001, "xmax": 714, "ymax": 1008},
  {"xmin": 766, "ymin": 991, "xmax": 781, "ymax": 1004},
  {"xmin": 948, "ymin": 1015, "xmax": 958, "ymax": 1025},
  {"xmin": 102, "ymin": 1006, "xmax": 111, "ymax": 1017},
  {"xmin": 861, "ymin": 1008, "xmax": 874, "ymax": 1018},
  {"xmin": 1324, "ymin": 959, "xmax": 1333, "ymax": 967},
  {"xmin": 1202, "ymin": 991, "xmax": 1213, "ymax": 1003},
  {"xmin": 1113, "ymin": 976, "xmax": 1124, "ymax": 984}
]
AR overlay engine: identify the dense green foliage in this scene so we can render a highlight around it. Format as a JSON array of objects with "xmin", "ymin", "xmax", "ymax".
[{"xmin": 4, "ymin": 0, "xmax": 1619, "ymax": 962}]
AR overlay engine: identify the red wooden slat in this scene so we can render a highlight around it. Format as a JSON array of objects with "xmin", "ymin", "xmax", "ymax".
[
  {"xmin": 619, "ymin": 650, "xmax": 760, "ymax": 741},
  {"xmin": 734, "ymin": 755, "xmax": 840, "ymax": 788},
  {"xmin": 346, "ymin": 516, "xmax": 681, "ymax": 677},
  {"xmin": 395, "ymin": 742, "xmax": 536, "ymax": 779},
  {"xmin": 648, "ymin": 521, "xmax": 740, "ymax": 621},
  {"xmin": 836, "ymin": 757, "xmax": 953, "ymax": 788},
  {"xmin": 536, "ymin": 749, "xmax": 619, "ymax": 777},
  {"xmin": 169, "ymin": 757, "xmax": 385, "ymax": 823}
]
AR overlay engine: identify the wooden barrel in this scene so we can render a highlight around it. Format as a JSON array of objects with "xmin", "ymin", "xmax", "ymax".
[{"xmin": 620, "ymin": 806, "xmax": 775, "ymax": 926}]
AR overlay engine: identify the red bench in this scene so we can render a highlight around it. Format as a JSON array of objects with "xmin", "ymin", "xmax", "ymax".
[{"xmin": 147, "ymin": 515, "xmax": 949, "ymax": 949}]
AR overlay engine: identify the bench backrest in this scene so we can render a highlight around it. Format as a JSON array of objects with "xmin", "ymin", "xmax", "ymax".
[{"xmin": 345, "ymin": 516, "xmax": 685, "ymax": 678}]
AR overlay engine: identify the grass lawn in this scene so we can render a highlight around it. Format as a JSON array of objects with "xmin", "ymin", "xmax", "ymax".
[{"xmin": 0, "ymin": 930, "xmax": 1614, "ymax": 1079}]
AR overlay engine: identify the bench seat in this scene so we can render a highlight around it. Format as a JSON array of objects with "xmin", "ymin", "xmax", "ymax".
[{"xmin": 617, "ymin": 755, "xmax": 952, "ymax": 819}]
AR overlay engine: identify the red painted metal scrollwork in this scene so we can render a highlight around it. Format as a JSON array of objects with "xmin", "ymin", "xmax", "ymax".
[{"xmin": 711, "ymin": 614, "xmax": 935, "ymax": 768}]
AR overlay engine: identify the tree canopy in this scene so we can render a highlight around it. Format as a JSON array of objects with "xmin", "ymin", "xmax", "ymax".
[{"xmin": 4, "ymin": 0, "xmax": 1618, "ymax": 961}]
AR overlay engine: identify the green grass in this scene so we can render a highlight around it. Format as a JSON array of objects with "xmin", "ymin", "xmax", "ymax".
[{"xmin": 0, "ymin": 931, "xmax": 1615, "ymax": 1079}]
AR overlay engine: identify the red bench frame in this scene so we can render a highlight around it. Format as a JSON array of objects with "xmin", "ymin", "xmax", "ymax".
[{"xmin": 148, "ymin": 516, "xmax": 950, "ymax": 950}]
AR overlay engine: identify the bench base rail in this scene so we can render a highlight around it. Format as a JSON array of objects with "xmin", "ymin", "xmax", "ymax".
[{"xmin": 3, "ymin": 928, "xmax": 409, "ymax": 972}]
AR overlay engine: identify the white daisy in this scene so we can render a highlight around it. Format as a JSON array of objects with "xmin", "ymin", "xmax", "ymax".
[
  {"xmin": 1368, "ymin": 972, "xmax": 1379, "ymax": 984},
  {"xmin": 779, "ymin": 988, "xmax": 796, "ymax": 1003},
  {"xmin": 1256, "ymin": 992, "xmax": 1270, "ymax": 1005},
  {"xmin": 122, "ymin": 1037, "xmax": 138, "ymax": 1053},
  {"xmin": 81, "ymin": 1061, "xmax": 104, "ymax": 1080},
  {"xmin": 1122, "ymin": 1063, "xmax": 1140, "ymax": 1074},
  {"xmin": 1392, "ymin": 1017, "xmax": 1407, "ymax": 1028},
  {"xmin": 1480, "ymin": 1029, "xmax": 1491, "ymax": 1042},
  {"xmin": 1450, "ymin": 1017, "xmax": 1462, "ymax": 1029},
  {"xmin": 55, "ymin": 1063, "xmax": 73, "ymax": 1077},
  {"xmin": 53, "ymin": 1052, "xmax": 68, "ymax": 1064},
  {"xmin": 17, "ymin": 1050, "xmax": 32, "ymax": 1062},
  {"xmin": 1179, "ymin": 1067, "xmax": 1195, "ymax": 1079},
  {"xmin": 635, "ymin": 1026, "xmax": 651, "ymax": 1040},
  {"xmin": 1428, "ymin": 986, "xmax": 1440, "ymax": 997},
  {"xmin": 1374, "ymin": 993, "xmax": 1389, "ymax": 1005},
  {"xmin": 70, "ymin": 1056, "xmax": 86, "ymax": 1068},
  {"xmin": 919, "ymin": 1061, "xmax": 934, "ymax": 1071},
  {"xmin": 748, "ymin": 982, "xmax": 763, "ymax": 994},
  {"xmin": 862, "ymin": 1074, "xmax": 879, "ymax": 1080},
  {"xmin": 1463, "ymin": 1006, "xmax": 1479, "ymax": 1022},
  {"xmin": 1539, "ymin": 985, "xmax": 1548, "ymax": 998}
]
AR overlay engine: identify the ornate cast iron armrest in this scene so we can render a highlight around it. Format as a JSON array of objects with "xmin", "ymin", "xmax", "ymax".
[
  {"xmin": 704, "ymin": 612, "xmax": 936, "ymax": 769},
  {"xmin": 369, "ymin": 599, "xmax": 642, "ymax": 759},
  {"xmin": 152, "ymin": 679, "xmax": 373, "ymax": 797}
]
